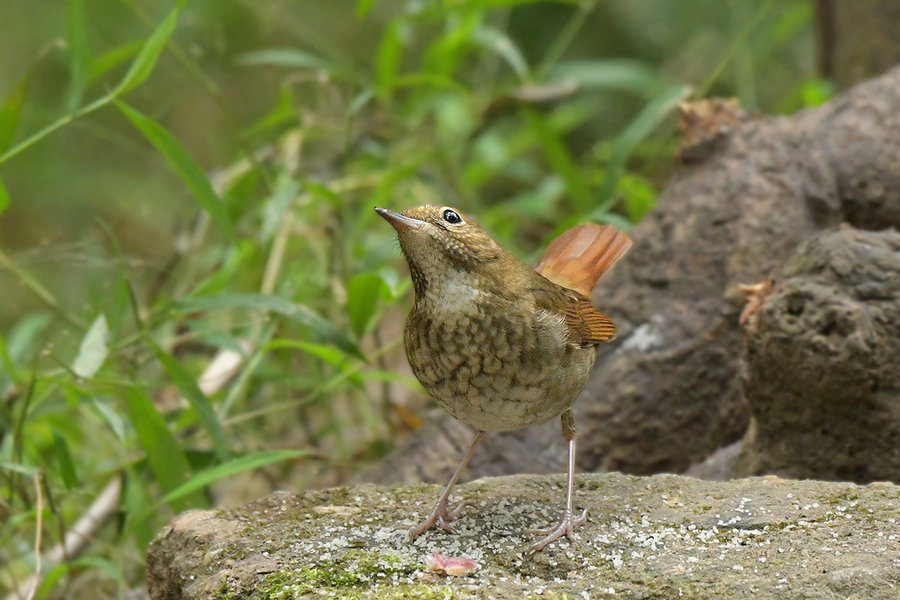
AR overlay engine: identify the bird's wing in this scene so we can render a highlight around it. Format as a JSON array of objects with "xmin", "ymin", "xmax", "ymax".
[{"xmin": 532, "ymin": 285, "xmax": 617, "ymax": 346}]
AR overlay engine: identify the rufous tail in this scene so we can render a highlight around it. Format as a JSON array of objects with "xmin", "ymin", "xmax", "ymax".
[{"xmin": 535, "ymin": 224, "xmax": 632, "ymax": 296}]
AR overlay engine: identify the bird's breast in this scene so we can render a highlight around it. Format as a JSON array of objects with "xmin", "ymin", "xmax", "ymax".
[{"xmin": 404, "ymin": 300, "xmax": 594, "ymax": 432}]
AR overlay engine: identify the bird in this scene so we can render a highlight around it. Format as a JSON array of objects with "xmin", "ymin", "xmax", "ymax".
[{"xmin": 375, "ymin": 204, "xmax": 631, "ymax": 553}]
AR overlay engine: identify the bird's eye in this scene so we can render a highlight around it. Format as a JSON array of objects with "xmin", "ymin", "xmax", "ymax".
[{"xmin": 442, "ymin": 209, "xmax": 462, "ymax": 224}]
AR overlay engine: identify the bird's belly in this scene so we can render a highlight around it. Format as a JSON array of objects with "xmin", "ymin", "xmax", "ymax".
[{"xmin": 405, "ymin": 310, "xmax": 596, "ymax": 431}]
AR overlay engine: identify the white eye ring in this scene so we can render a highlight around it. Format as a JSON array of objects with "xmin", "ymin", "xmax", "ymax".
[{"xmin": 442, "ymin": 208, "xmax": 463, "ymax": 225}]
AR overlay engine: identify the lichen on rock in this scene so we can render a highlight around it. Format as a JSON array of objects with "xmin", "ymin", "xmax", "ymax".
[{"xmin": 147, "ymin": 473, "xmax": 900, "ymax": 599}]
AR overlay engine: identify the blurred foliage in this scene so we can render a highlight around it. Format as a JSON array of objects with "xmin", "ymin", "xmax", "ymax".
[{"xmin": 0, "ymin": 0, "xmax": 826, "ymax": 597}]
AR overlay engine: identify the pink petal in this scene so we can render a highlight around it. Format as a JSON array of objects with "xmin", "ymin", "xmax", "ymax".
[{"xmin": 428, "ymin": 552, "xmax": 480, "ymax": 576}]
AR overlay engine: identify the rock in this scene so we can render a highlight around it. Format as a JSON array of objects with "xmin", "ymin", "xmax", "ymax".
[
  {"xmin": 736, "ymin": 227, "xmax": 900, "ymax": 482},
  {"xmin": 684, "ymin": 441, "xmax": 742, "ymax": 481},
  {"xmin": 147, "ymin": 473, "xmax": 900, "ymax": 599}
]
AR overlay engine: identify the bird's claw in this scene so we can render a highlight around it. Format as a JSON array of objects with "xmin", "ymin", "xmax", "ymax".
[
  {"xmin": 528, "ymin": 508, "xmax": 587, "ymax": 554},
  {"xmin": 409, "ymin": 500, "xmax": 470, "ymax": 541}
]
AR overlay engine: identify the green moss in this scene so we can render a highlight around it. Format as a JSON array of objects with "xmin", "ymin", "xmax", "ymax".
[{"xmin": 243, "ymin": 550, "xmax": 444, "ymax": 599}]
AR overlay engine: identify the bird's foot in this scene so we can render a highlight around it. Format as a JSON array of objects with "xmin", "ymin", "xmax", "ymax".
[
  {"xmin": 408, "ymin": 500, "xmax": 471, "ymax": 541},
  {"xmin": 528, "ymin": 507, "xmax": 587, "ymax": 554}
]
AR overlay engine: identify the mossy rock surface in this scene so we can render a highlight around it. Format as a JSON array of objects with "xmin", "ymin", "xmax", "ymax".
[{"xmin": 146, "ymin": 473, "xmax": 900, "ymax": 599}]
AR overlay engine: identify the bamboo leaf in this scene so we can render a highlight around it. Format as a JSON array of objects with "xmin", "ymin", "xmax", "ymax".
[
  {"xmin": 116, "ymin": 101, "xmax": 236, "ymax": 241},
  {"xmin": 67, "ymin": 0, "xmax": 92, "ymax": 111},
  {"xmin": 92, "ymin": 397, "xmax": 126, "ymax": 443},
  {"xmin": 112, "ymin": 4, "xmax": 182, "ymax": 96},
  {"xmin": 597, "ymin": 84, "xmax": 691, "ymax": 208},
  {"xmin": 145, "ymin": 337, "xmax": 231, "ymax": 462},
  {"xmin": 51, "ymin": 429, "xmax": 80, "ymax": 489},
  {"xmin": 264, "ymin": 340, "xmax": 349, "ymax": 368},
  {"xmin": 472, "ymin": 26, "xmax": 529, "ymax": 80},
  {"xmin": 238, "ymin": 49, "xmax": 364, "ymax": 84},
  {"xmin": 523, "ymin": 107, "xmax": 590, "ymax": 212},
  {"xmin": 357, "ymin": 0, "xmax": 376, "ymax": 18},
  {"xmin": 376, "ymin": 21, "xmax": 405, "ymax": 96},
  {"xmin": 124, "ymin": 469, "xmax": 157, "ymax": 549},
  {"xmin": 72, "ymin": 314, "xmax": 109, "ymax": 379},
  {"xmin": 346, "ymin": 273, "xmax": 386, "ymax": 339},
  {"xmin": 160, "ymin": 450, "xmax": 306, "ymax": 505},
  {"xmin": 89, "ymin": 40, "xmax": 143, "ymax": 84},
  {"xmin": 176, "ymin": 294, "xmax": 362, "ymax": 359},
  {"xmin": 0, "ymin": 177, "xmax": 9, "ymax": 216},
  {"xmin": 550, "ymin": 60, "xmax": 663, "ymax": 96},
  {"xmin": 0, "ymin": 73, "xmax": 28, "ymax": 153},
  {"xmin": 124, "ymin": 387, "xmax": 202, "ymax": 512}
]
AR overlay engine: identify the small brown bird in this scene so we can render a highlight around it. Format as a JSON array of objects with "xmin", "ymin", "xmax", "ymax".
[{"xmin": 376, "ymin": 205, "xmax": 631, "ymax": 552}]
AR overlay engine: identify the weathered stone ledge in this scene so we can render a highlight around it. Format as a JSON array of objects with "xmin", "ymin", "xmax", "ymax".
[{"xmin": 147, "ymin": 473, "xmax": 900, "ymax": 599}]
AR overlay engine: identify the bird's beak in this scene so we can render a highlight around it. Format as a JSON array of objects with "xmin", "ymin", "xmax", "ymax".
[{"xmin": 375, "ymin": 207, "xmax": 425, "ymax": 233}]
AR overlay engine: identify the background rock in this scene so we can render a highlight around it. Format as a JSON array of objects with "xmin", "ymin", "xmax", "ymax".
[
  {"xmin": 148, "ymin": 473, "xmax": 900, "ymax": 599},
  {"xmin": 736, "ymin": 227, "xmax": 900, "ymax": 482}
]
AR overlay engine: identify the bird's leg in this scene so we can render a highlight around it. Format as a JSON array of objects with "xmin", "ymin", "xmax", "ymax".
[
  {"xmin": 529, "ymin": 409, "xmax": 587, "ymax": 553},
  {"xmin": 409, "ymin": 430, "xmax": 487, "ymax": 541}
]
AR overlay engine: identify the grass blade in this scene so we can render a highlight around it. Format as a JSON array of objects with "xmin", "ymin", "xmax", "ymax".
[
  {"xmin": 176, "ymin": 294, "xmax": 362, "ymax": 359},
  {"xmin": 124, "ymin": 468, "xmax": 156, "ymax": 549},
  {"xmin": 89, "ymin": 40, "xmax": 143, "ymax": 84},
  {"xmin": 51, "ymin": 429, "xmax": 80, "ymax": 489},
  {"xmin": 124, "ymin": 387, "xmax": 203, "ymax": 512},
  {"xmin": 112, "ymin": 3, "xmax": 183, "ymax": 96},
  {"xmin": 160, "ymin": 450, "xmax": 306, "ymax": 505},
  {"xmin": 473, "ymin": 26, "xmax": 529, "ymax": 80},
  {"xmin": 0, "ymin": 73, "xmax": 28, "ymax": 153},
  {"xmin": 376, "ymin": 21, "xmax": 405, "ymax": 96},
  {"xmin": 0, "ymin": 177, "xmax": 9, "ymax": 216},
  {"xmin": 523, "ymin": 107, "xmax": 591, "ymax": 212},
  {"xmin": 596, "ymin": 84, "xmax": 691, "ymax": 210},
  {"xmin": 550, "ymin": 59, "xmax": 663, "ymax": 96},
  {"xmin": 67, "ymin": 0, "xmax": 92, "ymax": 112},
  {"xmin": 145, "ymin": 337, "xmax": 231, "ymax": 462},
  {"xmin": 357, "ymin": 0, "xmax": 376, "ymax": 18},
  {"xmin": 116, "ymin": 101, "xmax": 236, "ymax": 241},
  {"xmin": 346, "ymin": 273, "xmax": 386, "ymax": 339},
  {"xmin": 238, "ymin": 49, "xmax": 364, "ymax": 85}
]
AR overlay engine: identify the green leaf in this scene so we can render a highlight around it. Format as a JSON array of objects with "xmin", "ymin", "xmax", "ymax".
[
  {"xmin": 238, "ymin": 49, "xmax": 364, "ymax": 84},
  {"xmin": 145, "ymin": 337, "xmax": 230, "ymax": 462},
  {"xmin": 0, "ymin": 334, "xmax": 16, "ymax": 385},
  {"xmin": 356, "ymin": 0, "xmax": 376, "ymax": 18},
  {"xmin": 551, "ymin": 60, "xmax": 663, "ymax": 96},
  {"xmin": 72, "ymin": 313, "xmax": 109, "ymax": 379},
  {"xmin": 472, "ymin": 26, "xmax": 529, "ymax": 80},
  {"xmin": 112, "ymin": 4, "xmax": 182, "ymax": 96},
  {"xmin": 597, "ymin": 84, "xmax": 691, "ymax": 208},
  {"xmin": 92, "ymin": 397, "xmax": 126, "ymax": 442},
  {"xmin": 0, "ymin": 177, "xmax": 9, "ymax": 216},
  {"xmin": 51, "ymin": 429, "xmax": 79, "ymax": 489},
  {"xmin": 619, "ymin": 173, "xmax": 657, "ymax": 222},
  {"xmin": 176, "ymin": 294, "xmax": 362, "ymax": 359},
  {"xmin": 7, "ymin": 312, "xmax": 53, "ymax": 363},
  {"xmin": 523, "ymin": 107, "xmax": 590, "ymax": 212},
  {"xmin": 0, "ymin": 73, "xmax": 28, "ymax": 153},
  {"xmin": 160, "ymin": 450, "xmax": 306, "ymax": 505},
  {"xmin": 67, "ymin": 0, "xmax": 92, "ymax": 111},
  {"xmin": 116, "ymin": 101, "xmax": 235, "ymax": 241},
  {"xmin": 264, "ymin": 340, "xmax": 349, "ymax": 368},
  {"xmin": 124, "ymin": 470, "xmax": 156, "ymax": 549},
  {"xmin": 346, "ymin": 273, "xmax": 386, "ymax": 339},
  {"xmin": 36, "ymin": 556, "xmax": 124, "ymax": 600},
  {"xmin": 124, "ymin": 387, "xmax": 202, "ymax": 512},
  {"xmin": 376, "ymin": 21, "xmax": 406, "ymax": 96},
  {"xmin": 88, "ymin": 40, "xmax": 143, "ymax": 84}
]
